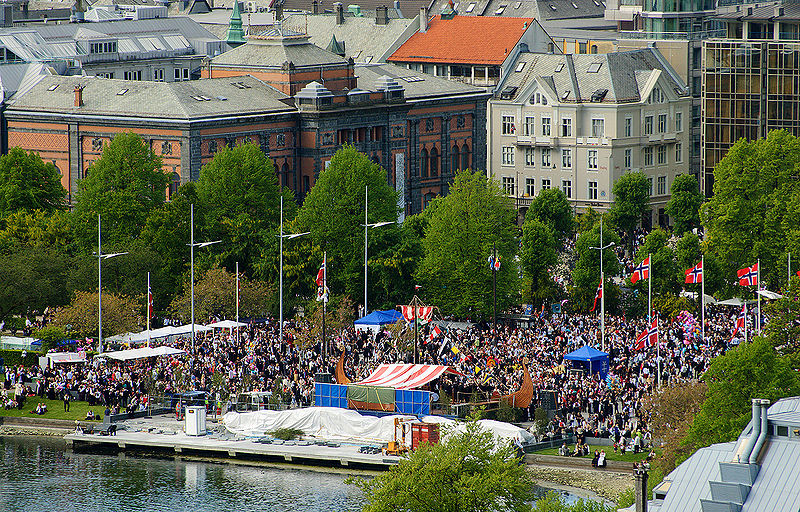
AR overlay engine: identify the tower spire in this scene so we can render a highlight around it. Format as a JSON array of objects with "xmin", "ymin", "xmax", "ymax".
[{"xmin": 226, "ymin": 1, "xmax": 247, "ymax": 47}]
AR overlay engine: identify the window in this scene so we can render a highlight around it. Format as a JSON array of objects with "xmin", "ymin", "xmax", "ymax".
[
  {"xmin": 657, "ymin": 145, "xmax": 666, "ymax": 165},
  {"xmin": 525, "ymin": 148, "xmax": 536, "ymax": 166},
  {"xmin": 658, "ymin": 114, "xmax": 667, "ymax": 133},
  {"xmin": 675, "ymin": 143, "xmax": 683, "ymax": 163},
  {"xmin": 154, "ymin": 68, "xmax": 164, "ymax": 81},
  {"xmin": 588, "ymin": 149, "xmax": 598, "ymax": 170},
  {"xmin": 561, "ymin": 148, "xmax": 572, "ymax": 168},
  {"xmin": 561, "ymin": 117, "xmax": 572, "ymax": 137},
  {"xmin": 501, "ymin": 146, "xmax": 515, "ymax": 165},
  {"xmin": 524, "ymin": 116, "xmax": 535, "ymax": 136},
  {"xmin": 541, "ymin": 178, "xmax": 551, "ymax": 190},
  {"xmin": 624, "ymin": 148, "xmax": 632, "ymax": 169},
  {"xmin": 420, "ymin": 148, "xmax": 428, "ymax": 177},
  {"xmin": 541, "ymin": 148, "xmax": 551, "ymax": 167},
  {"xmin": 451, "ymin": 145, "xmax": 460, "ymax": 171},
  {"xmin": 430, "ymin": 147, "xmax": 439, "ymax": 176},
  {"xmin": 525, "ymin": 178, "xmax": 535, "ymax": 196},
  {"xmin": 647, "ymin": 177, "xmax": 653, "ymax": 196},
  {"xmin": 624, "ymin": 117, "xmax": 632, "ymax": 137},
  {"xmin": 562, "ymin": 179, "xmax": 572, "ymax": 198},
  {"xmin": 174, "ymin": 68, "xmax": 189, "ymax": 81},
  {"xmin": 588, "ymin": 181, "xmax": 598, "ymax": 200},
  {"xmin": 650, "ymin": 87, "xmax": 664, "ymax": 103},
  {"xmin": 657, "ymin": 176, "xmax": 666, "ymax": 195},
  {"xmin": 644, "ymin": 115, "xmax": 653, "ymax": 135},
  {"xmin": 675, "ymin": 112, "xmax": 682, "ymax": 132},
  {"xmin": 591, "ymin": 118, "xmax": 604, "ymax": 138},
  {"xmin": 502, "ymin": 176, "xmax": 515, "ymax": 195},
  {"xmin": 515, "ymin": 62, "xmax": 526, "ymax": 72},
  {"xmin": 123, "ymin": 70, "xmax": 142, "ymax": 80},
  {"xmin": 97, "ymin": 72, "xmax": 114, "ymax": 79},
  {"xmin": 644, "ymin": 147, "xmax": 653, "ymax": 166},
  {"xmin": 541, "ymin": 117, "xmax": 551, "ymax": 136},
  {"xmin": 502, "ymin": 115, "xmax": 516, "ymax": 135},
  {"xmin": 590, "ymin": 44, "xmax": 598, "ymax": 54},
  {"xmin": 578, "ymin": 42, "xmax": 587, "ymax": 53},
  {"xmin": 461, "ymin": 143, "xmax": 470, "ymax": 170}
]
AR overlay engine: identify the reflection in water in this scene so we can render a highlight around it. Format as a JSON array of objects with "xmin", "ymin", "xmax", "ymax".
[{"xmin": 0, "ymin": 437, "xmax": 365, "ymax": 512}]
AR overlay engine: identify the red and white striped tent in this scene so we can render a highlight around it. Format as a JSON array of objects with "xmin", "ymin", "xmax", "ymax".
[{"xmin": 353, "ymin": 364, "xmax": 463, "ymax": 390}]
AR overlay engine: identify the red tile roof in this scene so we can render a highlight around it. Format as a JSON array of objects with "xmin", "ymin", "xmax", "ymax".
[{"xmin": 388, "ymin": 15, "xmax": 534, "ymax": 66}]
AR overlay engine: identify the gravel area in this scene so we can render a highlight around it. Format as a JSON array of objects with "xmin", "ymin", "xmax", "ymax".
[{"xmin": 528, "ymin": 466, "xmax": 633, "ymax": 502}]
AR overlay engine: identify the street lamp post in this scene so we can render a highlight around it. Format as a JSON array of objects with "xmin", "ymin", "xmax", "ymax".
[
  {"xmin": 362, "ymin": 185, "xmax": 394, "ymax": 317},
  {"xmin": 189, "ymin": 203, "xmax": 220, "ymax": 351},
  {"xmin": 278, "ymin": 195, "xmax": 309, "ymax": 343},
  {"xmin": 589, "ymin": 220, "xmax": 615, "ymax": 352},
  {"xmin": 95, "ymin": 214, "xmax": 127, "ymax": 354}
]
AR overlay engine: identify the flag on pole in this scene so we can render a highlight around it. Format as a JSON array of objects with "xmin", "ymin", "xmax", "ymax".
[
  {"xmin": 796, "ymin": 270, "xmax": 800, "ymax": 277},
  {"xmin": 684, "ymin": 261, "xmax": 703, "ymax": 284},
  {"xmin": 633, "ymin": 316, "xmax": 658, "ymax": 351},
  {"xmin": 737, "ymin": 263, "xmax": 758, "ymax": 286},
  {"xmin": 630, "ymin": 256, "xmax": 650, "ymax": 284},
  {"xmin": 147, "ymin": 283, "xmax": 153, "ymax": 319},
  {"xmin": 315, "ymin": 255, "xmax": 328, "ymax": 302},
  {"xmin": 730, "ymin": 305, "xmax": 746, "ymax": 341},
  {"xmin": 590, "ymin": 280, "xmax": 603, "ymax": 312},
  {"xmin": 427, "ymin": 324, "xmax": 442, "ymax": 345}
]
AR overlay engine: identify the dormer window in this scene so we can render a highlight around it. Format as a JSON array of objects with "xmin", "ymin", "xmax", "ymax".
[{"xmin": 89, "ymin": 41, "xmax": 117, "ymax": 54}]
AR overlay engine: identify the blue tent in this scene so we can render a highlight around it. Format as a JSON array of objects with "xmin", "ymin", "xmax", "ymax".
[
  {"xmin": 354, "ymin": 310, "xmax": 403, "ymax": 331},
  {"xmin": 563, "ymin": 345, "xmax": 610, "ymax": 379}
]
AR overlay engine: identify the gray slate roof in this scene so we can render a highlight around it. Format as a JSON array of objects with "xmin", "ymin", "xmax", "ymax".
[
  {"xmin": 212, "ymin": 34, "xmax": 349, "ymax": 68},
  {"xmin": 7, "ymin": 74, "xmax": 294, "ymax": 120},
  {"xmin": 430, "ymin": 0, "xmax": 604, "ymax": 19},
  {"xmin": 355, "ymin": 62, "xmax": 488, "ymax": 99},
  {"xmin": 497, "ymin": 48, "xmax": 687, "ymax": 104}
]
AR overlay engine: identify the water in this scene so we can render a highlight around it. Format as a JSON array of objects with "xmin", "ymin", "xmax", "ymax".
[{"xmin": 0, "ymin": 436, "xmax": 597, "ymax": 512}]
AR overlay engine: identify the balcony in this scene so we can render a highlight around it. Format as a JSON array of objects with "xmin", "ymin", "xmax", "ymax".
[{"xmin": 618, "ymin": 29, "xmax": 725, "ymax": 40}]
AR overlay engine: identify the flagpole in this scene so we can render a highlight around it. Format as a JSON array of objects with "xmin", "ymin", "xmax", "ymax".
[
  {"xmin": 364, "ymin": 185, "xmax": 368, "ymax": 318},
  {"xmin": 147, "ymin": 271, "xmax": 151, "ymax": 348},
  {"xmin": 279, "ymin": 196, "xmax": 284, "ymax": 344},
  {"xmin": 701, "ymin": 255, "xmax": 705, "ymax": 345},
  {"xmin": 757, "ymin": 259, "xmax": 761, "ymax": 335},
  {"xmin": 649, "ymin": 253, "xmax": 658, "ymax": 388},
  {"xmin": 789, "ymin": 252, "xmax": 792, "ymax": 286},
  {"xmin": 744, "ymin": 300, "xmax": 748, "ymax": 344},
  {"xmin": 413, "ymin": 294, "xmax": 419, "ymax": 364},
  {"xmin": 235, "ymin": 261, "xmax": 239, "ymax": 347},
  {"xmin": 492, "ymin": 241, "xmax": 497, "ymax": 332},
  {"xmin": 323, "ymin": 251, "xmax": 327, "ymax": 361}
]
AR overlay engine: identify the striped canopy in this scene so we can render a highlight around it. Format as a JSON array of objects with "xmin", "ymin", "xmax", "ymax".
[{"xmin": 354, "ymin": 363, "xmax": 463, "ymax": 390}]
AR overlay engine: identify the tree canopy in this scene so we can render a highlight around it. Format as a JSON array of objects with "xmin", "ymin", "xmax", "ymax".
[
  {"xmin": 0, "ymin": 147, "xmax": 67, "ymax": 221},
  {"xmin": 520, "ymin": 218, "xmax": 558, "ymax": 306},
  {"xmin": 526, "ymin": 188, "xmax": 573, "ymax": 243},
  {"xmin": 609, "ymin": 171, "xmax": 650, "ymax": 253},
  {"xmin": 415, "ymin": 170, "xmax": 518, "ymax": 318},
  {"xmin": 665, "ymin": 174, "xmax": 702, "ymax": 236},
  {"xmin": 631, "ymin": 228, "xmax": 679, "ymax": 297},
  {"xmin": 572, "ymin": 221, "xmax": 620, "ymax": 312}
]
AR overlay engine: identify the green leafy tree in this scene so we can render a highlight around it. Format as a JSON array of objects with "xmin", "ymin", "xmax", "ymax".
[
  {"xmin": 293, "ymin": 145, "xmax": 400, "ymax": 305},
  {"xmin": 0, "ymin": 147, "xmax": 67, "ymax": 220},
  {"xmin": 72, "ymin": 133, "xmax": 169, "ymax": 249},
  {"xmin": 196, "ymin": 143, "xmax": 285, "ymax": 277},
  {"xmin": 526, "ymin": 188, "xmax": 574, "ymax": 243},
  {"xmin": 702, "ymin": 130, "xmax": 800, "ymax": 292},
  {"xmin": 415, "ymin": 170, "xmax": 517, "ymax": 318},
  {"xmin": 520, "ymin": 218, "xmax": 558, "ymax": 306},
  {"xmin": 686, "ymin": 335, "xmax": 800, "ymax": 449},
  {"xmin": 52, "ymin": 290, "xmax": 142, "ymax": 338},
  {"xmin": 369, "ymin": 213, "xmax": 427, "ymax": 310},
  {"xmin": 665, "ymin": 174, "xmax": 703, "ymax": 235},
  {"xmin": 631, "ymin": 228, "xmax": 679, "ymax": 297},
  {"xmin": 609, "ymin": 171, "xmax": 650, "ymax": 253},
  {"xmin": 763, "ymin": 278, "xmax": 800, "ymax": 364},
  {"xmin": 348, "ymin": 421, "xmax": 534, "ymax": 512},
  {"xmin": 533, "ymin": 492, "xmax": 614, "ymax": 512},
  {"xmin": 35, "ymin": 325, "xmax": 68, "ymax": 353},
  {"xmin": 572, "ymin": 221, "xmax": 620, "ymax": 312},
  {"xmin": 575, "ymin": 206, "xmax": 603, "ymax": 233},
  {"xmin": 0, "ymin": 209, "xmax": 73, "ymax": 250},
  {"xmin": 0, "ymin": 246, "xmax": 70, "ymax": 324}
]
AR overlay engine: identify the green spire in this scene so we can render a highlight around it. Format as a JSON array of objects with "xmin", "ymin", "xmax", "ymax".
[
  {"xmin": 326, "ymin": 34, "xmax": 345, "ymax": 57},
  {"xmin": 226, "ymin": 1, "xmax": 246, "ymax": 47}
]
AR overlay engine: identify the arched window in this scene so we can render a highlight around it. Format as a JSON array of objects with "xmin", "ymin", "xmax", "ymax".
[
  {"xmin": 590, "ymin": 44, "xmax": 598, "ymax": 54},
  {"xmin": 420, "ymin": 148, "xmax": 429, "ymax": 178},
  {"xmin": 461, "ymin": 143, "xmax": 470, "ymax": 170},
  {"xmin": 451, "ymin": 145, "xmax": 460, "ymax": 171},
  {"xmin": 429, "ymin": 147, "xmax": 439, "ymax": 177},
  {"xmin": 282, "ymin": 162, "xmax": 289, "ymax": 188},
  {"xmin": 169, "ymin": 171, "xmax": 181, "ymax": 197}
]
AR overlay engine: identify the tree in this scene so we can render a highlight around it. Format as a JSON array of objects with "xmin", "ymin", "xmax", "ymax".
[
  {"xmin": 520, "ymin": 218, "xmax": 558, "ymax": 306},
  {"xmin": 196, "ymin": 143, "xmax": 285, "ymax": 277},
  {"xmin": 0, "ymin": 209, "xmax": 73, "ymax": 251},
  {"xmin": 169, "ymin": 266, "xmax": 275, "ymax": 322},
  {"xmin": 631, "ymin": 228, "xmax": 679, "ymax": 297},
  {"xmin": 702, "ymin": 130, "xmax": 800, "ymax": 292},
  {"xmin": 72, "ymin": 133, "xmax": 169, "ymax": 249},
  {"xmin": 0, "ymin": 246, "xmax": 70, "ymax": 324},
  {"xmin": 415, "ymin": 170, "xmax": 518, "ymax": 318},
  {"xmin": 686, "ymin": 335, "xmax": 800, "ymax": 449},
  {"xmin": 52, "ymin": 290, "xmax": 141, "ymax": 338},
  {"xmin": 526, "ymin": 188, "xmax": 573, "ymax": 243},
  {"xmin": 348, "ymin": 421, "xmax": 534, "ymax": 512},
  {"xmin": 571, "ymin": 221, "xmax": 620, "ymax": 312},
  {"xmin": 0, "ymin": 147, "xmax": 67, "ymax": 220},
  {"xmin": 665, "ymin": 174, "xmax": 703, "ymax": 235},
  {"xmin": 763, "ymin": 278, "xmax": 800, "ymax": 363},
  {"xmin": 293, "ymin": 146, "xmax": 400, "ymax": 305},
  {"xmin": 575, "ymin": 206, "xmax": 603, "ymax": 234},
  {"xmin": 609, "ymin": 171, "xmax": 650, "ymax": 253},
  {"xmin": 532, "ymin": 492, "xmax": 614, "ymax": 512}
]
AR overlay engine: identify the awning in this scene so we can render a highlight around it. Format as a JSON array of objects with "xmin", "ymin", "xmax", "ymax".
[
  {"xmin": 207, "ymin": 320, "xmax": 248, "ymax": 329},
  {"xmin": 354, "ymin": 363, "xmax": 462, "ymax": 390},
  {"xmin": 97, "ymin": 346, "xmax": 186, "ymax": 361},
  {"xmin": 46, "ymin": 352, "xmax": 86, "ymax": 364}
]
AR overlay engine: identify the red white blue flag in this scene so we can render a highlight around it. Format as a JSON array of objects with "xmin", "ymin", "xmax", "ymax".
[
  {"xmin": 630, "ymin": 256, "xmax": 650, "ymax": 284},
  {"xmin": 590, "ymin": 280, "xmax": 603, "ymax": 312},
  {"xmin": 737, "ymin": 263, "xmax": 758, "ymax": 286},
  {"xmin": 684, "ymin": 261, "xmax": 703, "ymax": 284}
]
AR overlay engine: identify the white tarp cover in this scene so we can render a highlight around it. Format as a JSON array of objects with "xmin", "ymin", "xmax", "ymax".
[
  {"xmin": 98, "ymin": 346, "xmax": 186, "ymax": 361},
  {"xmin": 421, "ymin": 416, "xmax": 536, "ymax": 445},
  {"xmin": 222, "ymin": 407, "xmax": 417, "ymax": 443},
  {"xmin": 208, "ymin": 320, "xmax": 247, "ymax": 329}
]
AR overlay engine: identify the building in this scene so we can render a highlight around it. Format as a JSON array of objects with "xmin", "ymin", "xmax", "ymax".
[
  {"xmin": 387, "ymin": 13, "xmax": 554, "ymax": 89},
  {"xmin": 0, "ymin": 18, "xmax": 226, "ymax": 82},
  {"xmin": 487, "ymin": 48, "xmax": 690, "ymax": 227},
  {"xmin": 5, "ymin": 27, "xmax": 490, "ymax": 214},
  {"xmin": 702, "ymin": 1, "xmax": 800, "ymax": 192},
  {"xmin": 624, "ymin": 397, "xmax": 800, "ymax": 512}
]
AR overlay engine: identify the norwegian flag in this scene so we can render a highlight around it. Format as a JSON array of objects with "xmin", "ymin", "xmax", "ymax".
[
  {"xmin": 315, "ymin": 259, "xmax": 325, "ymax": 287},
  {"xmin": 633, "ymin": 316, "xmax": 658, "ymax": 351},
  {"xmin": 737, "ymin": 263, "xmax": 758, "ymax": 286},
  {"xmin": 427, "ymin": 324, "xmax": 442, "ymax": 344},
  {"xmin": 730, "ymin": 305, "xmax": 746, "ymax": 341},
  {"xmin": 684, "ymin": 261, "xmax": 703, "ymax": 284},
  {"xmin": 590, "ymin": 280, "xmax": 603, "ymax": 312},
  {"xmin": 147, "ymin": 283, "xmax": 153, "ymax": 319},
  {"xmin": 630, "ymin": 256, "xmax": 650, "ymax": 284},
  {"xmin": 315, "ymin": 255, "xmax": 328, "ymax": 302}
]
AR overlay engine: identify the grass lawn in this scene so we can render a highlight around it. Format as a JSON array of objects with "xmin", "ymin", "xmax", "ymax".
[
  {"xmin": 0, "ymin": 396, "xmax": 107, "ymax": 423},
  {"xmin": 534, "ymin": 446, "xmax": 650, "ymax": 463}
]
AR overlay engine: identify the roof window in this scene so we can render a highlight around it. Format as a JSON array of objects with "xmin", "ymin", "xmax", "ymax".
[
  {"xmin": 590, "ymin": 88, "xmax": 608, "ymax": 102},
  {"xmin": 465, "ymin": 2, "xmax": 476, "ymax": 11},
  {"xmin": 572, "ymin": 2, "xmax": 578, "ymax": 7},
  {"xmin": 554, "ymin": 63, "xmax": 564, "ymax": 72},
  {"xmin": 117, "ymin": 89, "xmax": 128, "ymax": 95},
  {"xmin": 495, "ymin": 4, "xmax": 507, "ymax": 14},
  {"xmin": 549, "ymin": 4, "xmax": 557, "ymax": 10},
  {"xmin": 587, "ymin": 62, "xmax": 602, "ymax": 73},
  {"xmin": 500, "ymin": 86, "xmax": 518, "ymax": 99},
  {"xmin": 515, "ymin": 62, "xmax": 526, "ymax": 72},
  {"xmin": 561, "ymin": 90, "xmax": 570, "ymax": 99},
  {"xmin": 514, "ymin": 1, "xmax": 522, "ymax": 7},
  {"xmin": 47, "ymin": 84, "xmax": 59, "ymax": 91}
]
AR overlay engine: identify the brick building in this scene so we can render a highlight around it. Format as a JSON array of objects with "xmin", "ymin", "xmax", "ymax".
[{"xmin": 4, "ymin": 27, "xmax": 489, "ymax": 215}]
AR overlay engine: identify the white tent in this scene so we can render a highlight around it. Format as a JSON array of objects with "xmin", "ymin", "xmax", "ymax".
[
  {"xmin": 208, "ymin": 320, "xmax": 247, "ymax": 330},
  {"xmin": 756, "ymin": 290, "xmax": 783, "ymax": 300},
  {"xmin": 170, "ymin": 324, "xmax": 213, "ymax": 336},
  {"xmin": 96, "ymin": 346, "xmax": 186, "ymax": 361}
]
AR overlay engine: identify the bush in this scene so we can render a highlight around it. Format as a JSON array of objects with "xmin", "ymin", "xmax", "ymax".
[
  {"xmin": 270, "ymin": 428, "xmax": 304, "ymax": 440},
  {"xmin": 34, "ymin": 326, "xmax": 67, "ymax": 353},
  {"xmin": 0, "ymin": 349, "xmax": 39, "ymax": 369}
]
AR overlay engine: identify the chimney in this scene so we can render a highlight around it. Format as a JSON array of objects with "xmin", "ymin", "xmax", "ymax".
[
  {"xmin": 747, "ymin": 6, "xmax": 753, "ymax": 15},
  {"xmin": 634, "ymin": 466, "xmax": 648, "ymax": 512},
  {"xmin": 376, "ymin": 4, "xmax": 388, "ymax": 24},
  {"xmin": 776, "ymin": 5, "xmax": 784, "ymax": 16},
  {"xmin": 393, "ymin": 0, "xmax": 402, "ymax": 17},
  {"xmin": 334, "ymin": 1, "xmax": 344, "ymax": 23},
  {"xmin": 73, "ymin": 85, "xmax": 84, "ymax": 107},
  {"xmin": 312, "ymin": 0, "xmax": 318, "ymax": 13},
  {"xmin": 275, "ymin": 1, "xmax": 283, "ymax": 20},
  {"xmin": 419, "ymin": 6, "xmax": 427, "ymax": 32}
]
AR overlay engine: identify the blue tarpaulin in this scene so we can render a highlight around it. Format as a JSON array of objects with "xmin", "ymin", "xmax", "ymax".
[{"xmin": 563, "ymin": 345, "xmax": 610, "ymax": 379}]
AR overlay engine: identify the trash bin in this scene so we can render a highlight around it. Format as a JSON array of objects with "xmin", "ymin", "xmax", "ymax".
[{"xmin": 185, "ymin": 406, "xmax": 206, "ymax": 436}]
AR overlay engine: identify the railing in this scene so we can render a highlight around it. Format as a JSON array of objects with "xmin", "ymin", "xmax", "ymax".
[{"xmin": 618, "ymin": 29, "xmax": 725, "ymax": 40}]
